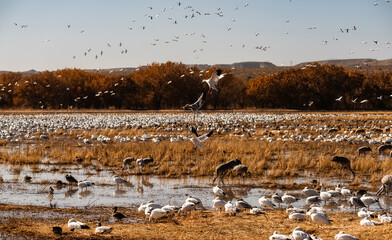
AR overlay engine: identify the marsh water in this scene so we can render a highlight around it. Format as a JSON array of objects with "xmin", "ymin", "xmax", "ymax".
[{"xmin": 0, "ymin": 163, "xmax": 391, "ymax": 214}]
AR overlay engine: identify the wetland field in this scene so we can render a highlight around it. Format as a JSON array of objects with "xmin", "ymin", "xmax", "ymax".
[{"xmin": 1, "ymin": 110, "xmax": 392, "ymax": 239}]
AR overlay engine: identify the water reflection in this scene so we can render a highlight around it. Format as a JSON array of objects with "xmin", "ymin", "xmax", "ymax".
[
  {"xmin": 65, "ymin": 188, "xmax": 78, "ymax": 198},
  {"xmin": 0, "ymin": 163, "xmax": 390, "ymax": 213},
  {"xmin": 78, "ymin": 190, "xmax": 93, "ymax": 199},
  {"xmin": 113, "ymin": 189, "xmax": 127, "ymax": 197}
]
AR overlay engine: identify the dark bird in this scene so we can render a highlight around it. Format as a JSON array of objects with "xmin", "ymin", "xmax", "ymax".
[
  {"xmin": 65, "ymin": 174, "xmax": 78, "ymax": 185},
  {"xmin": 358, "ymin": 146, "xmax": 372, "ymax": 156},
  {"xmin": 112, "ymin": 206, "xmax": 127, "ymax": 221},
  {"xmin": 52, "ymin": 226, "xmax": 62, "ymax": 236},
  {"xmin": 331, "ymin": 156, "xmax": 355, "ymax": 180},
  {"xmin": 75, "ymin": 156, "xmax": 83, "ymax": 164},
  {"xmin": 356, "ymin": 189, "xmax": 368, "ymax": 198},
  {"xmin": 378, "ymin": 144, "xmax": 392, "ymax": 154},
  {"xmin": 24, "ymin": 175, "xmax": 32, "ymax": 182}
]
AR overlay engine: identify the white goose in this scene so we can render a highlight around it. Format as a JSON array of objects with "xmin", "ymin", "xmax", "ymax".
[
  {"xmin": 68, "ymin": 219, "xmax": 90, "ymax": 231},
  {"xmin": 95, "ymin": 222, "xmax": 113, "ymax": 234},
  {"xmin": 202, "ymin": 69, "xmax": 227, "ymax": 93}
]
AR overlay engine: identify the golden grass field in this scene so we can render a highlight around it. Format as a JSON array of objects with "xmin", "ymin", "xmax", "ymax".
[
  {"xmin": 0, "ymin": 204, "xmax": 391, "ymax": 240},
  {"xmin": 1, "ymin": 111, "xmax": 392, "ymax": 239}
]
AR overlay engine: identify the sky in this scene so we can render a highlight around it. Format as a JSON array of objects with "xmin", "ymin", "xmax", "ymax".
[{"xmin": 0, "ymin": 0, "xmax": 391, "ymax": 72}]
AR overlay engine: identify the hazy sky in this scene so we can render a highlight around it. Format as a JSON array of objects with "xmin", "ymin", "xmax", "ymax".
[{"xmin": 0, "ymin": 0, "xmax": 391, "ymax": 71}]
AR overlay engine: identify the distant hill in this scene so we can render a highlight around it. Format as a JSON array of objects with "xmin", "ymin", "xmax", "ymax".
[
  {"xmin": 295, "ymin": 58, "xmax": 392, "ymax": 68},
  {"xmin": 3, "ymin": 58, "xmax": 391, "ymax": 77}
]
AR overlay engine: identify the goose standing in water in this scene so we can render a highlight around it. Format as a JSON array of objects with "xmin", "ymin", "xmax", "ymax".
[
  {"xmin": 272, "ymin": 192, "xmax": 283, "ymax": 208},
  {"xmin": 213, "ymin": 185, "xmax": 226, "ymax": 196},
  {"xmin": 113, "ymin": 175, "xmax": 128, "ymax": 189},
  {"xmin": 65, "ymin": 174, "xmax": 78, "ymax": 187},
  {"xmin": 78, "ymin": 180, "xmax": 95, "ymax": 190}
]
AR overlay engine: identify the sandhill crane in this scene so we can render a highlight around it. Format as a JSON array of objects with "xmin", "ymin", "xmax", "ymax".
[
  {"xmin": 331, "ymin": 156, "xmax": 355, "ymax": 180},
  {"xmin": 376, "ymin": 175, "xmax": 392, "ymax": 196},
  {"xmin": 122, "ymin": 157, "xmax": 134, "ymax": 171},
  {"xmin": 378, "ymin": 144, "xmax": 392, "ymax": 154},
  {"xmin": 136, "ymin": 157, "xmax": 153, "ymax": 171},
  {"xmin": 212, "ymin": 159, "xmax": 242, "ymax": 184},
  {"xmin": 231, "ymin": 164, "xmax": 251, "ymax": 179},
  {"xmin": 358, "ymin": 146, "xmax": 372, "ymax": 156}
]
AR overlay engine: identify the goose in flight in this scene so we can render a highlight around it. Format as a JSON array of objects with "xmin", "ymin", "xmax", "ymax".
[
  {"xmin": 202, "ymin": 69, "xmax": 227, "ymax": 94},
  {"xmin": 335, "ymin": 96, "xmax": 343, "ymax": 101},
  {"xmin": 182, "ymin": 92, "xmax": 207, "ymax": 115},
  {"xmin": 190, "ymin": 126, "xmax": 214, "ymax": 149}
]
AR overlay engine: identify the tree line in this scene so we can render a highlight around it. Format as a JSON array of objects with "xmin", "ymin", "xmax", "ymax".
[{"xmin": 0, "ymin": 61, "xmax": 391, "ymax": 110}]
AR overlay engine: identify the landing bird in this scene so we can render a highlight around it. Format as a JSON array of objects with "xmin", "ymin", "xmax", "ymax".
[
  {"xmin": 190, "ymin": 126, "xmax": 214, "ymax": 149},
  {"xmin": 202, "ymin": 69, "xmax": 227, "ymax": 94},
  {"xmin": 182, "ymin": 91, "xmax": 207, "ymax": 116}
]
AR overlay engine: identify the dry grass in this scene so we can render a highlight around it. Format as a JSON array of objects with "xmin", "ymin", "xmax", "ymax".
[
  {"xmin": 0, "ymin": 112, "xmax": 392, "ymax": 190},
  {"xmin": 0, "ymin": 204, "xmax": 390, "ymax": 239}
]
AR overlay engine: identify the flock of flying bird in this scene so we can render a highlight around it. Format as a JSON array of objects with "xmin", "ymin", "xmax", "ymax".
[{"xmin": 10, "ymin": 1, "xmax": 391, "ymax": 67}]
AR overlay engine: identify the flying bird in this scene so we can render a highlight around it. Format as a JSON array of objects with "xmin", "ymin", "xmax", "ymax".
[
  {"xmin": 189, "ymin": 126, "xmax": 214, "ymax": 149},
  {"xmin": 202, "ymin": 69, "xmax": 227, "ymax": 94},
  {"xmin": 182, "ymin": 92, "xmax": 207, "ymax": 116}
]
